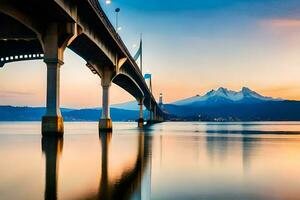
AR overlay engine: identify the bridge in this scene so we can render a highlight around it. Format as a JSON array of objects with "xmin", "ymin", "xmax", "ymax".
[{"xmin": 0, "ymin": 0, "xmax": 165, "ymax": 135}]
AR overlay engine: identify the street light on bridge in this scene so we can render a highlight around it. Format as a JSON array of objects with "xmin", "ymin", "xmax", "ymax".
[{"xmin": 115, "ymin": 8, "xmax": 121, "ymax": 32}]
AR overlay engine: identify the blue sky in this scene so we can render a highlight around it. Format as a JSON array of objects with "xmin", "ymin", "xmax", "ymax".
[{"xmin": 1, "ymin": 0, "xmax": 300, "ymax": 107}]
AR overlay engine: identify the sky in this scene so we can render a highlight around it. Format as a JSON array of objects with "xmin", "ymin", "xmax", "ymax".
[{"xmin": 1, "ymin": 0, "xmax": 300, "ymax": 108}]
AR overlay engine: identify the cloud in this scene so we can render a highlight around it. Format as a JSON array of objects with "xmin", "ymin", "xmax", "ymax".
[
  {"xmin": 259, "ymin": 18, "xmax": 300, "ymax": 41},
  {"xmin": 259, "ymin": 85, "xmax": 300, "ymax": 100},
  {"xmin": 261, "ymin": 19, "xmax": 300, "ymax": 28},
  {"xmin": 0, "ymin": 90, "xmax": 35, "ymax": 98}
]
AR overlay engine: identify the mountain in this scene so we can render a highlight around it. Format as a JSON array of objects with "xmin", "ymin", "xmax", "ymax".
[
  {"xmin": 165, "ymin": 87, "xmax": 300, "ymax": 121},
  {"xmin": 173, "ymin": 87, "xmax": 282, "ymax": 106}
]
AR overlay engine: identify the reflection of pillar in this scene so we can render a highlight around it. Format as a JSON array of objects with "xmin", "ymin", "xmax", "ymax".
[
  {"xmin": 136, "ymin": 131, "xmax": 145, "ymax": 199},
  {"xmin": 138, "ymin": 98, "xmax": 144, "ymax": 128},
  {"xmin": 99, "ymin": 131, "xmax": 112, "ymax": 199},
  {"xmin": 141, "ymin": 129, "xmax": 152, "ymax": 200},
  {"xmin": 95, "ymin": 129, "xmax": 152, "ymax": 200},
  {"xmin": 205, "ymin": 134, "xmax": 229, "ymax": 164},
  {"xmin": 42, "ymin": 137, "xmax": 64, "ymax": 200},
  {"xmin": 242, "ymin": 136, "xmax": 254, "ymax": 174},
  {"xmin": 99, "ymin": 68, "xmax": 114, "ymax": 131},
  {"xmin": 42, "ymin": 23, "xmax": 65, "ymax": 136}
]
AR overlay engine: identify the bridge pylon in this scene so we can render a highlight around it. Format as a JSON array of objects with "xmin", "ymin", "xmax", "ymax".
[
  {"xmin": 99, "ymin": 67, "xmax": 115, "ymax": 132},
  {"xmin": 42, "ymin": 23, "xmax": 76, "ymax": 136},
  {"xmin": 138, "ymin": 97, "xmax": 145, "ymax": 128}
]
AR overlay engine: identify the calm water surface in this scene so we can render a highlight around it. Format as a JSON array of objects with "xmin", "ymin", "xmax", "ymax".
[{"xmin": 1, "ymin": 122, "xmax": 300, "ymax": 200}]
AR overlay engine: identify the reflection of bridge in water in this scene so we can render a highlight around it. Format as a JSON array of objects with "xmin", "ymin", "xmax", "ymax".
[
  {"xmin": 95, "ymin": 131, "xmax": 152, "ymax": 200},
  {"xmin": 42, "ymin": 129, "xmax": 153, "ymax": 200},
  {"xmin": 42, "ymin": 136, "xmax": 64, "ymax": 200},
  {"xmin": 0, "ymin": 0, "xmax": 165, "ymax": 135}
]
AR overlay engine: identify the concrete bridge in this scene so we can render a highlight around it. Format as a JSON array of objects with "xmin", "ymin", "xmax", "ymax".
[{"xmin": 0, "ymin": 0, "xmax": 165, "ymax": 135}]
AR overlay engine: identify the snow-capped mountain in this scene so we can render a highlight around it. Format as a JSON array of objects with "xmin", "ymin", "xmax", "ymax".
[{"xmin": 173, "ymin": 87, "xmax": 282, "ymax": 106}]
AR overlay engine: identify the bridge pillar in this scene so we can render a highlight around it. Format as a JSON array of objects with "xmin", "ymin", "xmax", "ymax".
[
  {"xmin": 153, "ymin": 105, "xmax": 157, "ymax": 121},
  {"xmin": 138, "ymin": 98, "xmax": 144, "ymax": 128},
  {"xmin": 42, "ymin": 22, "xmax": 77, "ymax": 136},
  {"xmin": 148, "ymin": 102, "xmax": 154, "ymax": 121},
  {"xmin": 42, "ymin": 59, "xmax": 64, "ymax": 136},
  {"xmin": 42, "ymin": 23, "xmax": 66, "ymax": 136},
  {"xmin": 99, "ymin": 85, "xmax": 112, "ymax": 131},
  {"xmin": 149, "ymin": 110, "xmax": 154, "ymax": 121},
  {"xmin": 99, "ymin": 68, "xmax": 114, "ymax": 131}
]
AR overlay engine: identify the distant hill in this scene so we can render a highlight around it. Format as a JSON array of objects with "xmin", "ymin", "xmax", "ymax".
[
  {"xmin": 0, "ymin": 106, "xmax": 46, "ymax": 121},
  {"xmin": 0, "ymin": 106, "xmax": 139, "ymax": 121},
  {"xmin": 63, "ymin": 108, "xmax": 139, "ymax": 121},
  {"xmin": 164, "ymin": 101, "xmax": 300, "ymax": 121}
]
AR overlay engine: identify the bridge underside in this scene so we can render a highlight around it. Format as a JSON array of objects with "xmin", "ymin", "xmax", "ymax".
[
  {"xmin": 68, "ymin": 34, "xmax": 112, "ymax": 70},
  {"xmin": 0, "ymin": 13, "xmax": 43, "ymax": 66},
  {"xmin": 0, "ymin": 0, "xmax": 165, "ymax": 135},
  {"xmin": 113, "ymin": 74, "xmax": 144, "ymax": 101}
]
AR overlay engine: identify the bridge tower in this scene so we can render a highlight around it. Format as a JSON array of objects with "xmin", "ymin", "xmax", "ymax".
[
  {"xmin": 144, "ymin": 73, "xmax": 154, "ymax": 121},
  {"xmin": 159, "ymin": 93, "xmax": 164, "ymax": 109}
]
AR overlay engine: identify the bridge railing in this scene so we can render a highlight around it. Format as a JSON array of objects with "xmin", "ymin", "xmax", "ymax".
[{"xmin": 88, "ymin": 0, "xmax": 142, "ymax": 75}]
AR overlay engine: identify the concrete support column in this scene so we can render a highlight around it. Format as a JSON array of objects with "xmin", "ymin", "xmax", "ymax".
[
  {"xmin": 99, "ymin": 84, "xmax": 112, "ymax": 131},
  {"xmin": 42, "ymin": 23, "xmax": 65, "ymax": 136},
  {"xmin": 160, "ymin": 115, "xmax": 163, "ymax": 122},
  {"xmin": 101, "ymin": 85, "xmax": 111, "ymax": 119},
  {"xmin": 99, "ymin": 68, "xmax": 114, "ymax": 131},
  {"xmin": 149, "ymin": 110, "xmax": 154, "ymax": 121},
  {"xmin": 138, "ymin": 98, "xmax": 144, "ymax": 128},
  {"xmin": 42, "ymin": 59, "xmax": 64, "ymax": 136},
  {"xmin": 153, "ymin": 105, "xmax": 157, "ymax": 121},
  {"xmin": 45, "ymin": 61, "xmax": 62, "ymax": 117}
]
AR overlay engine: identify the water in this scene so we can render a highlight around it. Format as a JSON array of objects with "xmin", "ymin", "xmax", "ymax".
[{"xmin": 1, "ymin": 122, "xmax": 300, "ymax": 200}]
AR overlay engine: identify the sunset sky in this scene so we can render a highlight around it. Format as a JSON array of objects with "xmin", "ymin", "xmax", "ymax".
[{"xmin": 1, "ymin": 0, "xmax": 300, "ymax": 108}]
